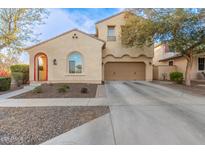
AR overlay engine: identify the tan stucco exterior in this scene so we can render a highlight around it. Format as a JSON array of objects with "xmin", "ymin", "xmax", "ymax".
[
  {"xmin": 28, "ymin": 30, "xmax": 104, "ymax": 84},
  {"xmin": 153, "ymin": 44, "xmax": 205, "ymax": 80},
  {"xmin": 27, "ymin": 12, "xmax": 154, "ymax": 83},
  {"xmin": 96, "ymin": 12, "xmax": 153, "ymax": 81}
]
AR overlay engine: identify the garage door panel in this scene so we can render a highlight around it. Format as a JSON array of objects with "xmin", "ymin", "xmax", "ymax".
[{"xmin": 104, "ymin": 62, "xmax": 145, "ymax": 80}]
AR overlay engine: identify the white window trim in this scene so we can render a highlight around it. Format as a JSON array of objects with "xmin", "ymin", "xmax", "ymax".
[
  {"xmin": 65, "ymin": 73, "xmax": 86, "ymax": 76},
  {"xmin": 197, "ymin": 56, "xmax": 205, "ymax": 72}
]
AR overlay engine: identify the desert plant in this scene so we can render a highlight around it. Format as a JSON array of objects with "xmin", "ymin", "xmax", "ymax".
[
  {"xmin": 33, "ymin": 86, "xmax": 43, "ymax": 93},
  {"xmin": 57, "ymin": 87, "xmax": 67, "ymax": 93},
  {"xmin": 81, "ymin": 87, "xmax": 88, "ymax": 94},
  {"xmin": 10, "ymin": 64, "xmax": 29, "ymax": 85},
  {"xmin": 0, "ymin": 77, "xmax": 11, "ymax": 91},
  {"xmin": 170, "ymin": 72, "xmax": 183, "ymax": 84},
  {"xmin": 57, "ymin": 84, "xmax": 70, "ymax": 93},
  {"xmin": 62, "ymin": 84, "xmax": 70, "ymax": 89}
]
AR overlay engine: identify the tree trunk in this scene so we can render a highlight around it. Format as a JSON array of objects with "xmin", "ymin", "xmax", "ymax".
[{"xmin": 185, "ymin": 53, "xmax": 193, "ymax": 86}]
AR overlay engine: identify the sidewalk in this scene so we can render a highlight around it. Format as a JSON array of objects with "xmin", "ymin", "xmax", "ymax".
[
  {"xmin": 0, "ymin": 98, "xmax": 110, "ymax": 107},
  {"xmin": 42, "ymin": 113, "xmax": 115, "ymax": 145},
  {"xmin": 0, "ymin": 86, "xmax": 35, "ymax": 99}
]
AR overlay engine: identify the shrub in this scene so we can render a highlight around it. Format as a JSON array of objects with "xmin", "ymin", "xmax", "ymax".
[
  {"xmin": 62, "ymin": 84, "xmax": 70, "ymax": 89},
  {"xmin": 33, "ymin": 86, "xmax": 43, "ymax": 93},
  {"xmin": 12, "ymin": 72, "xmax": 24, "ymax": 86},
  {"xmin": 170, "ymin": 72, "xmax": 183, "ymax": 84},
  {"xmin": 81, "ymin": 87, "xmax": 88, "ymax": 94},
  {"xmin": 57, "ymin": 84, "xmax": 70, "ymax": 93},
  {"xmin": 57, "ymin": 87, "xmax": 67, "ymax": 93},
  {"xmin": 10, "ymin": 64, "xmax": 29, "ymax": 73},
  {"xmin": 0, "ymin": 77, "xmax": 11, "ymax": 91},
  {"xmin": 10, "ymin": 64, "xmax": 29, "ymax": 85}
]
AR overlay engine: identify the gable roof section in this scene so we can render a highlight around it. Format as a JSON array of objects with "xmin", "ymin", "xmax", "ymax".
[
  {"xmin": 95, "ymin": 11, "xmax": 126, "ymax": 25},
  {"xmin": 25, "ymin": 29, "xmax": 105, "ymax": 50}
]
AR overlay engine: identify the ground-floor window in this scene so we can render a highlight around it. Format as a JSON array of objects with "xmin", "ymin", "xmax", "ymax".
[
  {"xmin": 198, "ymin": 57, "xmax": 205, "ymax": 71},
  {"xmin": 68, "ymin": 52, "xmax": 83, "ymax": 74}
]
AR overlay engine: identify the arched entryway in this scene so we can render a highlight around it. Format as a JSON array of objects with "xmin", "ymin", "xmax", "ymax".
[{"xmin": 34, "ymin": 53, "xmax": 48, "ymax": 81}]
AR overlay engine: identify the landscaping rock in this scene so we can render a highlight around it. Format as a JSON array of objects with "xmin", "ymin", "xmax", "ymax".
[{"xmin": 0, "ymin": 106, "xmax": 109, "ymax": 145}]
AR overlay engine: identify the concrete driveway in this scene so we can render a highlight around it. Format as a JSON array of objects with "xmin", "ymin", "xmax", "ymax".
[
  {"xmin": 42, "ymin": 81, "xmax": 205, "ymax": 144},
  {"xmin": 106, "ymin": 81, "xmax": 205, "ymax": 144}
]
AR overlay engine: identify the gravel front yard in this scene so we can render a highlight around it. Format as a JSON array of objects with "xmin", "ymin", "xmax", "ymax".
[
  {"xmin": 0, "ymin": 106, "xmax": 109, "ymax": 145},
  {"xmin": 12, "ymin": 83, "xmax": 97, "ymax": 98}
]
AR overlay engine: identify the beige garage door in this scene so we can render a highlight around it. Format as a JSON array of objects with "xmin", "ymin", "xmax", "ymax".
[{"xmin": 104, "ymin": 62, "xmax": 145, "ymax": 80}]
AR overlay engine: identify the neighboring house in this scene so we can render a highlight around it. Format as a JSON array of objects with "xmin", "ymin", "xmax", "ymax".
[
  {"xmin": 26, "ymin": 12, "xmax": 153, "ymax": 84},
  {"xmin": 153, "ymin": 43, "xmax": 205, "ymax": 80}
]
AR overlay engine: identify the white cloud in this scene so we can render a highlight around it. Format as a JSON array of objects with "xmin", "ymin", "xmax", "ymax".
[{"xmin": 35, "ymin": 9, "xmax": 96, "ymax": 42}]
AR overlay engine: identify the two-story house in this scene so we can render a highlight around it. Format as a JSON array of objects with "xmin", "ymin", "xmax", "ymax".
[{"xmin": 26, "ymin": 12, "xmax": 153, "ymax": 84}]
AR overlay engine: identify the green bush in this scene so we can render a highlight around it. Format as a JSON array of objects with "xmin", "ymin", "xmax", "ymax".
[
  {"xmin": 10, "ymin": 64, "xmax": 29, "ymax": 85},
  {"xmin": 170, "ymin": 72, "xmax": 183, "ymax": 84},
  {"xmin": 62, "ymin": 84, "xmax": 70, "ymax": 89},
  {"xmin": 10, "ymin": 64, "xmax": 29, "ymax": 73},
  {"xmin": 57, "ymin": 87, "xmax": 67, "ymax": 93},
  {"xmin": 33, "ymin": 86, "xmax": 43, "ymax": 93},
  {"xmin": 0, "ymin": 77, "xmax": 11, "ymax": 91},
  {"xmin": 12, "ymin": 72, "xmax": 24, "ymax": 86},
  {"xmin": 57, "ymin": 84, "xmax": 70, "ymax": 93},
  {"xmin": 81, "ymin": 87, "xmax": 88, "ymax": 94}
]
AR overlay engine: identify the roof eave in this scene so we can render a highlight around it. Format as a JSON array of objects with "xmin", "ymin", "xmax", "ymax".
[
  {"xmin": 95, "ymin": 11, "xmax": 126, "ymax": 25},
  {"xmin": 159, "ymin": 55, "xmax": 183, "ymax": 62},
  {"xmin": 24, "ymin": 29, "xmax": 105, "ymax": 50}
]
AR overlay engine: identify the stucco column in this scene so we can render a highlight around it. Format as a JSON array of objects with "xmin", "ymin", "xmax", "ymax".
[
  {"xmin": 102, "ymin": 62, "xmax": 105, "ymax": 81},
  {"xmin": 145, "ymin": 62, "xmax": 153, "ymax": 81}
]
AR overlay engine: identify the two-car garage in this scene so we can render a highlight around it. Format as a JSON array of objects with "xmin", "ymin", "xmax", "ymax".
[{"xmin": 104, "ymin": 62, "xmax": 146, "ymax": 81}]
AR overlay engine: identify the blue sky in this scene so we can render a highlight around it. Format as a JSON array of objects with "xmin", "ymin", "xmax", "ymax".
[{"xmin": 21, "ymin": 8, "xmax": 123, "ymax": 63}]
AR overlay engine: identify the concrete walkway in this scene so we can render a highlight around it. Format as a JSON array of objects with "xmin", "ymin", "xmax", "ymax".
[{"xmin": 0, "ymin": 86, "xmax": 35, "ymax": 99}]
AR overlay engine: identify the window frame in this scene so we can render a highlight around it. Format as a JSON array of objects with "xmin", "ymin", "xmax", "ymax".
[
  {"xmin": 168, "ymin": 61, "xmax": 174, "ymax": 66},
  {"xmin": 107, "ymin": 25, "xmax": 116, "ymax": 41},
  {"xmin": 67, "ymin": 52, "xmax": 84, "ymax": 75},
  {"xmin": 198, "ymin": 57, "xmax": 205, "ymax": 72}
]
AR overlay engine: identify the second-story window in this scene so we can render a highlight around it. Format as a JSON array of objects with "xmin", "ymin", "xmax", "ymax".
[{"xmin": 107, "ymin": 26, "xmax": 116, "ymax": 41}]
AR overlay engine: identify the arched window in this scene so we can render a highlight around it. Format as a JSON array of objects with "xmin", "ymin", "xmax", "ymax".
[{"xmin": 68, "ymin": 52, "xmax": 83, "ymax": 73}]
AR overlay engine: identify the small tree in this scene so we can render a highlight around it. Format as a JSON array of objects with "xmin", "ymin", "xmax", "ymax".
[
  {"xmin": 122, "ymin": 9, "xmax": 205, "ymax": 86},
  {"xmin": 0, "ymin": 8, "xmax": 49, "ymax": 70}
]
